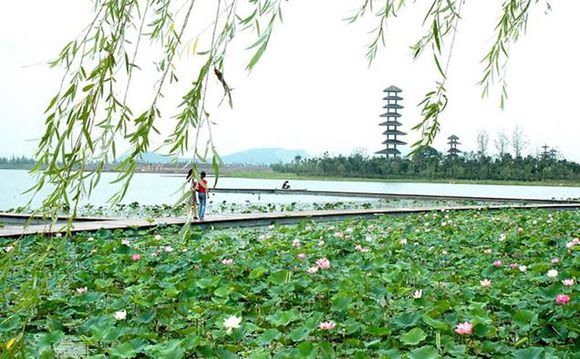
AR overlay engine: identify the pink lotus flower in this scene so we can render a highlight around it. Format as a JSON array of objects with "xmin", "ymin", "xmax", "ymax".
[
  {"xmin": 493, "ymin": 260, "xmax": 503, "ymax": 268},
  {"xmin": 510, "ymin": 263, "xmax": 519, "ymax": 269},
  {"xmin": 566, "ymin": 238, "xmax": 579, "ymax": 249},
  {"xmin": 222, "ymin": 259, "xmax": 233, "ymax": 266},
  {"xmin": 307, "ymin": 266, "xmax": 319, "ymax": 274},
  {"xmin": 292, "ymin": 239, "xmax": 301, "ymax": 248},
  {"xmin": 319, "ymin": 321, "xmax": 336, "ymax": 330},
  {"xmin": 480, "ymin": 279, "xmax": 492, "ymax": 288},
  {"xmin": 551, "ymin": 257, "xmax": 560, "ymax": 264},
  {"xmin": 132, "ymin": 254, "xmax": 141, "ymax": 261},
  {"xmin": 556, "ymin": 294, "xmax": 570, "ymax": 305},
  {"xmin": 562, "ymin": 279, "xmax": 575, "ymax": 287},
  {"xmin": 316, "ymin": 258, "xmax": 330, "ymax": 269},
  {"xmin": 455, "ymin": 321, "xmax": 473, "ymax": 335},
  {"xmin": 355, "ymin": 245, "xmax": 370, "ymax": 253},
  {"xmin": 297, "ymin": 253, "xmax": 306, "ymax": 259},
  {"xmin": 76, "ymin": 287, "xmax": 88, "ymax": 295}
]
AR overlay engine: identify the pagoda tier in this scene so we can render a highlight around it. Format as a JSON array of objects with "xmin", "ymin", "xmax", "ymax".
[
  {"xmin": 379, "ymin": 120, "xmax": 402, "ymax": 126},
  {"xmin": 382, "ymin": 103, "xmax": 404, "ymax": 109},
  {"xmin": 380, "ymin": 112, "xmax": 402, "ymax": 118},
  {"xmin": 447, "ymin": 141, "xmax": 461, "ymax": 145},
  {"xmin": 382, "ymin": 139, "xmax": 407, "ymax": 145},
  {"xmin": 383, "ymin": 95, "xmax": 403, "ymax": 101},
  {"xmin": 376, "ymin": 148, "xmax": 401, "ymax": 155},
  {"xmin": 448, "ymin": 149, "xmax": 462, "ymax": 154},
  {"xmin": 383, "ymin": 85, "xmax": 402, "ymax": 92},
  {"xmin": 382, "ymin": 129, "xmax": 407, "ymax": 136}
]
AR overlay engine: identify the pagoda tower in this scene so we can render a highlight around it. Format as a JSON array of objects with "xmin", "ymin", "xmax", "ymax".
[
  {"xmin": 376, "ymin": 85, "xmax": 406, "ymax": 158},
  {"xmin": 541, "ymin": 144, "xmax": 550, "ymax": 159},
  {"xmin": 447, "ymin": 135, "xmax": 461, "ymax": 156}
]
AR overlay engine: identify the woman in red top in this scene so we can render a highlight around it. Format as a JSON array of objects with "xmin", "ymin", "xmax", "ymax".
[{"xmin": 197, "ymin": 171, "xmax": 209, "ymax": 220}]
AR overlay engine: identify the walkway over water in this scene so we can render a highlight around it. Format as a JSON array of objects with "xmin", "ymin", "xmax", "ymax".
[
  {"xmin": 1, "ymin": 201, "xmax": 578, "ymax": 238},
  {"xmin": 210, "ymin": 188, "xmax": 578, "ymax": 203}
]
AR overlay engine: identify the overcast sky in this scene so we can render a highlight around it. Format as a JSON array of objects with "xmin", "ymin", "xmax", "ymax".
[{"xmin": 1, "ymin": 0, "xmax": 579, "ymax": 161}]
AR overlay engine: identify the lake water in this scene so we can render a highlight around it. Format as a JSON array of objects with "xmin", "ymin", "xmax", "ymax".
[{"xmin": 0, "ymin": 169, "xmax": 578, "ymax": 210}]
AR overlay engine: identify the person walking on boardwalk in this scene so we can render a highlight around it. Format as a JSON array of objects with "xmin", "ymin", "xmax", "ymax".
[
  {"xmin": 197, "ymin": 171, "xmax": 209, "ymax": 220},
  {"xmin": 186, "ymin": 169, "xmax": 199, "ymax": 220}
]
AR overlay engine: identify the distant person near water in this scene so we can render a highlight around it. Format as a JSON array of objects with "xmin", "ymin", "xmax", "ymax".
[
  {"xmin": 197, "ymin": 171, "xmax": 209, "ymax": 220},
  {"xmin": 186, "ymin": 169, "xmax": 199, "ymax": 220},
  {"xmin": 282, "ymin": 181, "xmax": 291, "ymax": 189}
]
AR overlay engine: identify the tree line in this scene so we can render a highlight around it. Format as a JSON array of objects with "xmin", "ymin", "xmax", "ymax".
[
  {"xmin": 272, "ymin": 149, "xmax": 580, "ymax": 182},
  {"xmin": 0, "ymin": 156, "xmax": 36, "ymax": 169}
]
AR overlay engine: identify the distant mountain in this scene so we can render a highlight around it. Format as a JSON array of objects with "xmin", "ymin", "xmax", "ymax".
[
  {"xmin": 118, "ymin": 152, "xmax": 179, "ymax": 164},
  {"xmin": 117, "ymin": 148, "xmax": 307, "ymax": 165},
  {"xmin": 221, "ymin": 148, "xmax": 307, "ymax": 165}
]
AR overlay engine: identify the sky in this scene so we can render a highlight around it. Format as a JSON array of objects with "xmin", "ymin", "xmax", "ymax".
[{"xmin": 1, "ymin": 0, "xmax": 579, "ymax": 161}]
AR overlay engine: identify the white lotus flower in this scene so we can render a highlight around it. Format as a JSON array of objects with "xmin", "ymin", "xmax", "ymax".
[
  {"xmin": 223, "ymin": 315, "xmax": 242, "ymax": 334},
  {"xmin": 154, "ymin": 234, "xmax": 162, "ymax": 240},
  {"xmin": 5, "ymin": 245, "xmax": 14, "ymax": 253},
  {"xmin": 547, "ymin": 269, "xmax": 558, "ymax": 278},
  {"xmin": 114, "ymin": 309, "xmax": 127, "ymax": 320},
  {"xmin": 412, "ymin": 290, "xmax": 423, "ymax": 299},
  {"xmin": 76, "ymin": 287, "xmax": 88, "ymax": 295}
]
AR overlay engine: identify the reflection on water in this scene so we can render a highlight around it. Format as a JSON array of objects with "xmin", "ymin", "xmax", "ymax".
[{"xmin": 0, "ymin": 169, "xmax": 578, "ymax": 210}]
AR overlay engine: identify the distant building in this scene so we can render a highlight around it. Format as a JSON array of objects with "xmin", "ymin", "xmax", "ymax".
[
  {"xmin": 447, "ymin": 135, "xmax": 462, "ymax": 156},
  {"xmin": 541, "ymin": 144, "xmax": 550, "ymax": 160},
  {"xmin": 376, "ymin": 85, "xmax": 406, "ymax": 158}
]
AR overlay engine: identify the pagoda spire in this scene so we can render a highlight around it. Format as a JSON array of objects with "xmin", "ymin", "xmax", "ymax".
[
  {"xmin": 376, "ymin": 85, "xmax": 406, "ymax": 158},
  {"xmin": 447, "ymin": 135, "xmax": 461, "ymax": 156}
]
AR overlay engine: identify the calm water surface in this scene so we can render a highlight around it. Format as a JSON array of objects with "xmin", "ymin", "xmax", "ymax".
[{"xmin": 0, "ymin": 169, "xmax": 578, "ymax": 210}]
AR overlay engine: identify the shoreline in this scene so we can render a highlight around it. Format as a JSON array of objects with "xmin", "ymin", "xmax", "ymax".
[
  {"xmin": 224, "ymin": 170, "xmax": 580, "ymax": 188},
  {"xmin": 1, "ymin": 167, "xmax": 578, "ymax": 188}
]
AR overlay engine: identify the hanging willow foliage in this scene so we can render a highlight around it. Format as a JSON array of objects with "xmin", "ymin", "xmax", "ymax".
[{"xmin": 31, "ymin": 0, "xmax": 550, "ymax": 221}]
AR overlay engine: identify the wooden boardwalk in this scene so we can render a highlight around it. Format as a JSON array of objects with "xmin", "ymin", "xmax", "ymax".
[
  {"xmin": 211, "ymin": 188, "xmax": 579, "ymax": 203},
  {"xmin": 1, "ymin": 202, "xmax": 578, "ymax": 238}
]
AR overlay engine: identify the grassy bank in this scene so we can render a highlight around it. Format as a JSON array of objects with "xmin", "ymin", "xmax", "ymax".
[{"xmin": 226, "ymin": 170, "xmax": 580, "ymax": 187}]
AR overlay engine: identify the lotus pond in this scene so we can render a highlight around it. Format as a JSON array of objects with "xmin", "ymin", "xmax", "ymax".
[
  {"xmin": 7, "ymin": 198, "xmax": 507, "ymax": 220},
  {"xmin": 1, "ymin": 208, "xmax": 578, "ymax": 358}
]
